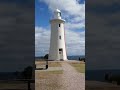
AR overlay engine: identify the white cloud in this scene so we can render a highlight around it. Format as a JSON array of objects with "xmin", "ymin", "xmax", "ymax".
[
  {"xmin": 35, "ymin": 26, "xmax": 85, "ymax": 56},
  {"xmin": 40, "ymin": 0, "xmax": 85, "ymax": 30},
  {"xmin": 40, "ymin": 0, "xmax": 85, "ymax": 16},
  {"xmin": 65, "ymin": 22, "xmax": 85, "ymax": 30},
  {"xmin": 66, "ymin": 29, "xmax": 85, "ymax": 55},
  {"xmin": 35, "ymin": 27, "xmax": 50, "ymax": 56}
]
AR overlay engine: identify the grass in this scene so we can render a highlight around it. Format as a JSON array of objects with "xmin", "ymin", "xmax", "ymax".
[
  {"xmin": 35, "ymin": 61, "xmax": 61, "ymax": 67},
  {"xmin": 35, "ymin": 61, "xmax": 62, "ymax": 79},
  {"xmin": 0, "ymin": 82, "xmax": 27, "ymax": 89},
  {"xmin": 69, "ymin": 62, "xmax": 85, "ymax": 73},
  {"xmin": 39, "ymin": 70, "xmax": 63, "ymax": 79},
  {"xmin": 48, "ymin": 62, "xmax": 61, "ymax": 67}
]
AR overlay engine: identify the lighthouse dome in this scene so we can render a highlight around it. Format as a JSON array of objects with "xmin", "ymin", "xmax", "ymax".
[
  {"xmin": 54, "ymin": 9, "xmax": 61, "ymax": 13},
  {"xmin": 54, "ymin": 9, "xmax": 61, "ymax": 19}
]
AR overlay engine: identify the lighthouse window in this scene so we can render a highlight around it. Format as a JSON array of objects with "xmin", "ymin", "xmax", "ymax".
[
  {"xmin": 59, "ymin": 24, "xmax": 61, "ymax": 27},
  {"xmin": 59, "ymin": 12, "xmax": 61, "ymax": 16},
  {"xmin": 59, "ymin": 36, "xmax": 61, "ymax": 39},
  {"xmin": 59, "ymin": 49, "xmax": 62, "ymax": 51}
]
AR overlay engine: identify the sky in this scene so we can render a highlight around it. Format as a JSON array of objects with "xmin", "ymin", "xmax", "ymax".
[{"xmin": 35, "ymin": 0, "xmax": 85, "ymax": 57}]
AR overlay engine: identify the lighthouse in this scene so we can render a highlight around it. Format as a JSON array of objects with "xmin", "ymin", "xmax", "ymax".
[{"xmin": 48, "ymin": 9, "xmax": 67, "ymax": 61}]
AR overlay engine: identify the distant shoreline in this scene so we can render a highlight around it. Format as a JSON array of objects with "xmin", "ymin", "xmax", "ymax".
[{"xmin": 35, "ymin": 55, "xmax": 85, "ymax": 60}]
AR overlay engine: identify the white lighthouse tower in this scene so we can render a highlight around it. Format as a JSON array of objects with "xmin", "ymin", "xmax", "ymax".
[{"xmin": 48, "ymin": 9, "xmax": 67, "ymax": 61}]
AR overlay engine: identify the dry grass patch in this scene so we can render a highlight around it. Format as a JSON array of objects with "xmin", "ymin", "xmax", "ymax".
[
  {"xmin": 69, "ymin": 62, "xmax": 85, "ymax": 73},
  {"xmin": 35, "ymin": 60, "xmax": 47, "ymax": 65},
  {"xmin": 39, "ymin": 70, "xmax": 63, "ymax": 79},
  {"xmin": 35, "ymin": 61, "xmax": 61, "ymax": 67},
  {"xmin": 48, "ymin": 62, "xmax": 61, "ymax": 67}
]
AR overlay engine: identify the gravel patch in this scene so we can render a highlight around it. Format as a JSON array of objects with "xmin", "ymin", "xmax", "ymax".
[{"xmin": 60, "ymin": 62, "xmax": 85, "ymax": 90}]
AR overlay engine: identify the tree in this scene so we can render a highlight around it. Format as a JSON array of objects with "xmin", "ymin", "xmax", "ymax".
[
  {"xmin": 22, "ymin": 66, "xmax": 33, "ymax": 79},
  {"xmin": 44, "ymin": 54, "xmax": 49, "ymax": 59},
  {"xmin": 80, "ymin": 58, "xmax": 85, "ymax": 62}
]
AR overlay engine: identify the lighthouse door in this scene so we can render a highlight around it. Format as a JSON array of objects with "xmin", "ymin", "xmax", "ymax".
[{"xmin": 59, "ymin": 48, "xmax": 63, "ymax": 60}]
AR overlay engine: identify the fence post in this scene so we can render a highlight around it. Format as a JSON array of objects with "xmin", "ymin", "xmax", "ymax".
[
  {"xmin": 28, "ymin": 80, "xmax": 31, "ymax": 90},
  {"xmin": 46, "ymin": 59, "xmax": 48, "ymax": 69}
]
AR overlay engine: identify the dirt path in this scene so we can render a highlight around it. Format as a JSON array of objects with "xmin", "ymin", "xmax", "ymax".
[{"xmin": 60, "ymin": 62, "xmax": 85, "ymax": 90}]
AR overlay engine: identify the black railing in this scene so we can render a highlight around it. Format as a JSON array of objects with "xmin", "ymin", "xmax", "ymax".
[{"xmin": 35, "ymin": 59, "xmax": 48, "ymax": 70}]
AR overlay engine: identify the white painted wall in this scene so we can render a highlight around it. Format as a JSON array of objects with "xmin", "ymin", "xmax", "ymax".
[{"xmin": 48, "ymin": 9, "xmax": 67, "ymax": 60}]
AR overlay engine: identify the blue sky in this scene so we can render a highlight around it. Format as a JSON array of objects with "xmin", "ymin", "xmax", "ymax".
[
  {"xmin": 35, "ymin": 0, "xmax": 50, "ymax": 27},
  {"xmin": 35, "ymin": 0, "xmax": 85, "ymax": 57}
]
